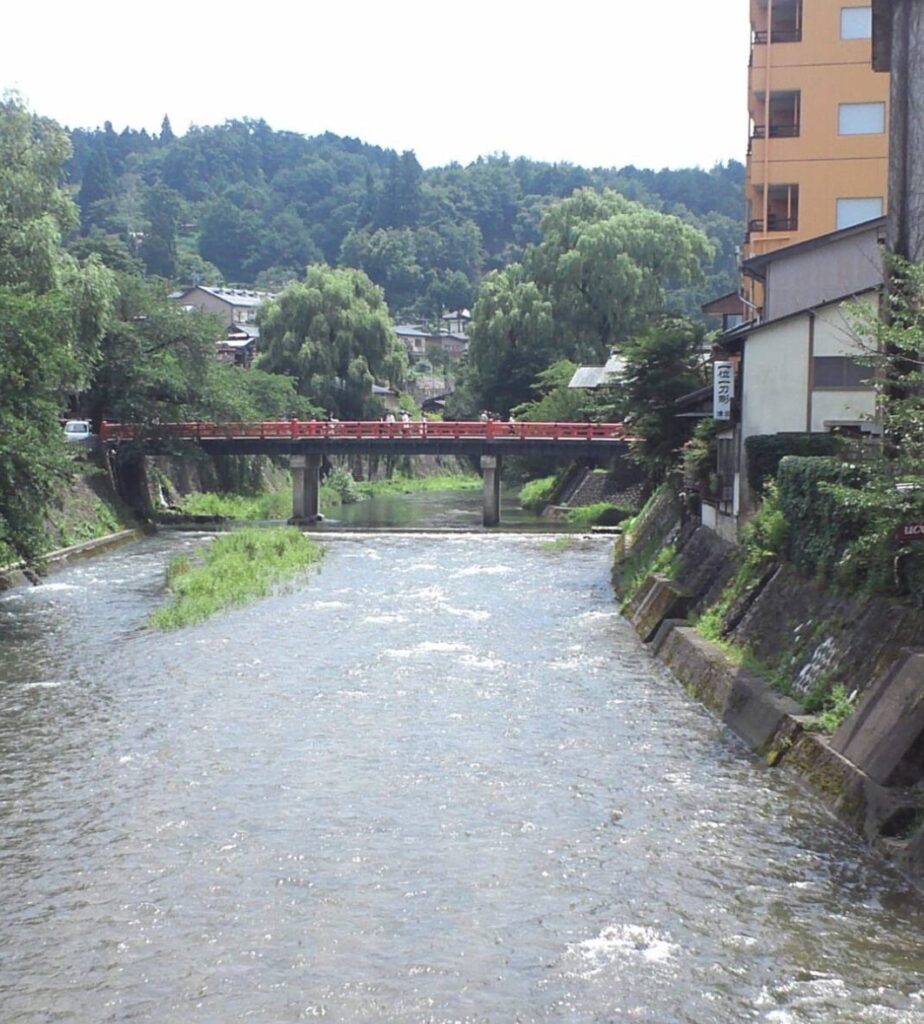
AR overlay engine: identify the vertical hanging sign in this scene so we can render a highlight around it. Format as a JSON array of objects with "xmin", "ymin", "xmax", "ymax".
[{"xmin": 713, "ymin": 361, "xmax": 734, "ymax": 420}]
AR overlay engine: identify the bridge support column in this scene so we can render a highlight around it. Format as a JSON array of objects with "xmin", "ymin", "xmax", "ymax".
[
  {"xmin": 290, "ymin": 454, "xmax": 323, "ymax": 524},
  {"xmin": 481, "ymin": 455, "xmax": 502, "ymax": 527}
]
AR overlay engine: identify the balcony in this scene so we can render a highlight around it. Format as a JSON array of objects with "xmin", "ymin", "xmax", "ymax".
[
  {"xmin": 751, "ymin": 123, "xmax": 800, "ymax": 139},
  {"xmin": 752, "ymin": 1, "xmax": 803, "ymax": 44},
  {"xmin": 748, "ymin": 216, "xmax": 798, "ymax": 234},
  {"xmin": 753, "ymin": 28, "xmax": 802, "ymax": 43}
]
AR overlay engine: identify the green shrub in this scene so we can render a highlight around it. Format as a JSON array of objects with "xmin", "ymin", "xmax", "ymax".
[
  {"xmin": 519, "ymin": 475, "xmax": 557, "ymax": 511},
  {"xmin": 565, "ymin": 502, "xmax": 626, "ymax": 528},
  {"xmin": 745, "ymin": 432, "xmax": 848, "ymax": 495},
  {"xmin": 180, "ymin": 490, "xmax": 291, "ymax": 519},
  {"xmin": 325, "ymin": 465, "xmax": 362, "ymax": 504},
  {"xmin": 807, "ymin": 683, "xmax": 856, "ymax": 734}
]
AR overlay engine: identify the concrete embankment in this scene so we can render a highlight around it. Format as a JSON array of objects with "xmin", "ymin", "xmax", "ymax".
[
  {"xmin": 614, "ymin": 492, "xmax": 924, "ymax": 881},
  {"xmin": 0, "ymin": 529, "xmax": 145, "ymax": 591}
]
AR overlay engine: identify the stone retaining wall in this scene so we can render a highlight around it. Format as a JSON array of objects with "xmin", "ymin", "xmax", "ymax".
[{"xmin": 614, "ymin": 507, "xmax": 924, "ymax": 883}]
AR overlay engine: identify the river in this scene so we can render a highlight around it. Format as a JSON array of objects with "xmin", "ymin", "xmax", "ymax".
[{"xmin": 2, "ymin": 493, "xmax": 924, "ymax": 1023}]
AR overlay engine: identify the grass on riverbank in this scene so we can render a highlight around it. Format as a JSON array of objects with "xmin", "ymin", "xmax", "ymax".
[
  {"xmin": 178, "ymin": 471, "xmax": 479, "ymax": 521},
  {"xmin": 151, "ymin": 527, "xmax": 322, "ymax": 630},
  {"xmin": 354, "ymin": 472, "xmax": 480, "ymax": 497},
  {"xmin": 565, "ymin": 502, "xmax": 625, "ymax": 528}
]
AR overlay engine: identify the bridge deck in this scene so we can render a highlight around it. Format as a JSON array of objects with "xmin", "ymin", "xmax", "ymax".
[{"xmin": 101, "ymin": 420, "xmax": 635, "ymax": 457}]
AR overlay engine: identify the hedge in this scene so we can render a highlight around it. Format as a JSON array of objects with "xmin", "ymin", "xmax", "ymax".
[
  {"xmin": 745, "ymin": 432, "xmax": 848, "ymax": 496},
  {"xmin": 776, "ymin": 455, "xmax": 924, "ymax": 604}
]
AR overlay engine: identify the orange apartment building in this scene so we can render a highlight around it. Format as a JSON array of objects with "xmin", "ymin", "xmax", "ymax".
[{"xmin": 744, "ymin": 0, "xmax": 889, "ymax": 307}]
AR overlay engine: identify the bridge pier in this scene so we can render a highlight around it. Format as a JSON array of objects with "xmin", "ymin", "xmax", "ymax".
[
  {"xmin": 290, "ymin": 454, "xmax": 323, "ymax": 524},
  {"xmin": 481, "ymin": 454, "xmax": 502, "ymax": 527}
]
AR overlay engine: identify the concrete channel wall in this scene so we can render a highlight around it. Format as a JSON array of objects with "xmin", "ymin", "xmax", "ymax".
[
  {"xmin": 614, "ymin": 506, "xmax": 924, "ymax": 882},
  {"xmin": 0, "ymin": 530, "xmax": 144, "ymax": 591}
]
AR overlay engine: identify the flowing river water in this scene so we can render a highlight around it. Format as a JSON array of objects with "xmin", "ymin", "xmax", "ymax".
[{"xmin": 2, "ymin": 493, "xmax": 924, "ymax": 1023}]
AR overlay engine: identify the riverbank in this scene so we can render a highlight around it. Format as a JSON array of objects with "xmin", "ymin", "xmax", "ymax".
[
  {"xmin": 613, "ymin": 488, "xmax": 924, "ymax": 881},
  {"xmin": 0, "ymin": 463, "xmax": 142, "ymax": 588}
]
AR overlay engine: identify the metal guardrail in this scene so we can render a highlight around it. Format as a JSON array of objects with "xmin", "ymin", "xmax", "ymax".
[{"xmin": 101, "ymin": 419, "xmax": 634, "ymax": 443}]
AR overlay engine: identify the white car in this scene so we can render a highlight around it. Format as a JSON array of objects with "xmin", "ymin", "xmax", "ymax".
[{"xmin": 63, "ymin": 419, "xmax": 95, "ymax": 444}]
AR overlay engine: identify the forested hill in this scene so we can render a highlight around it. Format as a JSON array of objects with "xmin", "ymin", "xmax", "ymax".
[{"xmin": 66, "ymin": 117, "xmax": 744, "ymax": 320}]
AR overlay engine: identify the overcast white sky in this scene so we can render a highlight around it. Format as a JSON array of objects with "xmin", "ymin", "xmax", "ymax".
[{"xmin": 6, "ymin": 0, "xmax": 751, "ymax": 170}]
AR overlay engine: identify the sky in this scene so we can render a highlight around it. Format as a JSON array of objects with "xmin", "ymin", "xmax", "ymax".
[{"xmin": 5, "ymin": 0, "xmax": 751, "ymax": 171}]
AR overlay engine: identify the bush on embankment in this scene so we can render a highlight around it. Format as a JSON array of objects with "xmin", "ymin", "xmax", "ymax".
[
  {"xmin": 151, "ymin": 527, "xmax": 322, "ymax": 630},
  {"xmin": 775, "ymin": 456, "xmax": 924, "ymax": 606},
  {"xmin": 565, "ymin": 502, "xmax": 628, "ymax": 528},
  {"xmin": 518, "ymin": 476, "xmax": 558, "ymax": 511}
]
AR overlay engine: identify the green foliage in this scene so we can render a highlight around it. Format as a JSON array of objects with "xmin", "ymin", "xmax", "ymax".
[
  {"xmin": 617, "ymin": 537, "xmax": 676, "ymax": 604},
  {"xmin": 140, "ymin": 184, "xmax": 180, "ymax": 278},
  {"xmin": 354, "ymin": 472, "xmax": 479, "ymax": 497},
  {"xmin": 621, "ymin": 316, "xmax": 708, "ymax": 482},
  {"xmin": 693, "ymin": 483, "xmax": 788, "ymax": 644},
  {"xmin": 151, "ymin": 527, "xmax": 322, "ymax": 629},
  {"xmin": 526, "ymin": 189, "xmax": 713, "ymax": 359},
  {"xmin": 683, "ymin": 418, "xmax": 720, "ymax": 490},
  {"xmin": 325, "ymin": 465, "xmax": 362, "ymax": 504},
  {"xmin": 256, "ymin": 265, "xmax": 407, "ymax": 418},
  {"xmin": 0, "ymin": 95, "xmax": 78, "ymax": 293},
  {"xmin": 466, "ymin": 264, "xmax": 557, "ymax": 413},
  {"xmin": 465, "ymin": 192, "xmax": 712, "ymax": 414},
  {"xmin": 512, "ymin": 360, "xmax": 603, "ymax": 424},
  {"xmin": 742, "ymin": 480, "xmax": 790, "ymax": 561},
  {"xmin": 776, "ymin": 457, "xmax": 872, "ymax": 582},
  {"xmin": 179, "ymin": 490, "xmax": 291, "ymax": 520},
  {"xmin": 519, "ymin": 475, "xmax": 558, "ymax": 511},
  {"xmin": 807, "ymin": 683, "xmax": 856, "ymax": 734},
  {"xmin": 62, "ymin": 116, "xmax": 741, "ymax": 320},
  {"xmin": 565, "ymin": 502, "xmax": 625, "ymax": 528},
  {"xmin": 0, "ymin": 97, "xmax": 118, "ymax": 561},
  {"xmin": 745, "ymin": 432, "xmax": 848, "ymax": 496}
]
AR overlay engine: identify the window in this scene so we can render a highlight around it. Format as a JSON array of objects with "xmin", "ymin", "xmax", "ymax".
[
  {"xmin": 841, "ymin": 7, "xmax": 872, "ymax": 39},
  {"xmin": 813, "ymin": 356, "xmax": 873, "ymax": 389},
  {"xmin": 836, "ymin": 197, "xmax": 884, "ymax": 229},
  {"xmin": 838, "ymin": 102, "xmax": 886, "ymax": 134}
]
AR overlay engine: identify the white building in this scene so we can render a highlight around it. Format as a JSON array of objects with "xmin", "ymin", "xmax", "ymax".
[{"xmin": 704, "ymin": 217, "xmax": 885, "ymax": 540}]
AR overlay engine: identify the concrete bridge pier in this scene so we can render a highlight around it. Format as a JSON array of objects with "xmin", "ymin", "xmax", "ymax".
[
  {"xmin": 481, "ymin": 454, "xmax": 502, "ymax": 527},
  {"xmin": 290, "ymin": 454, "xmax": 323, "ymax": 524}
]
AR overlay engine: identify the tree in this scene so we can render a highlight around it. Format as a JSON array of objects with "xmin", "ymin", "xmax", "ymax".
[
  {"xmin": 77, "ymin": 141, "xmax": 115, "ymax": 232},
  {"xmin": 0, "ymin": 96, "xmax": 78, "ymax": 293},
  {"xmin": 620, "ymin": 316, "xmax": 708, "ymax": 482},
  {"xmin": 511, "ymin": 360, "xmax": 590, "ymax": 423},
  {"xmin": 256, "ymin": 265, "xmax": 407, "ymax": 418},
  {"xmin": 527, "ymin": 189, "xmax": 713, "ymax": 360},
  {"xmin": 466, "ymin": 264, "xmax": 556, "ymax": 414},
  {"xmin": 0, "ymin": 291, "xmax": 79, "ymax": 559},
  {"xmin": 68, "ymin": 234, "xmax": 144, "ymax": 276},
  {"xmin": 0, "ymin": 97, "xmax": 116, "ymax": 559},
  {"xmin": 338, "ymin": 227, "xmax": 422, "ymax": 314},
  {"xmin": 198, "ymin": 197, "xmax": 261, "ymax": 281},
  {"xmin": 160, "ymin": 114, "xmax": 175, "ymax": 145},
  {"xmin": 140, "ymin": 184, "xmax": 180, "ymax": 278}
]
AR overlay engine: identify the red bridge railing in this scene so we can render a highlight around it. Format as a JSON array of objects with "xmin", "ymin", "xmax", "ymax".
[{"xmin": 100, "ymin": 419, "xmax": 632, "ymax": 443}]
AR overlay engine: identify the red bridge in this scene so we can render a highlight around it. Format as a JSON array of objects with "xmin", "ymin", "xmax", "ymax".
[
  {"xmin": 101, "ymin": 419, "xmax": 635, "ymax": 527},
  {"xmin": 100, "ymin": 418, "xmax": 630, "ymax": 445}
]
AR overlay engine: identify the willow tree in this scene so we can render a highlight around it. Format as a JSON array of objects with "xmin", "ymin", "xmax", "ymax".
[
  {"xmin": 0, "ymin": 96, "xmax": 116, "ymax": 561},
  {"xmin": 466, "ymin": 188, "xmax": 712, "ymax": 412},
  {"xmin": 526, "ymin": 188, "xmax": 713, "ymax": 361},
  {"xmin": 256, "ymin": 264, "xmax": 407, "ymax": 419}
]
